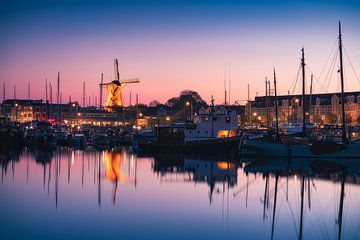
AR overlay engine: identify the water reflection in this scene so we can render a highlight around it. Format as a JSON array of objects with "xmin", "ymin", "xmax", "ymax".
[{"xmin": 1, "ymin": 148, "xmax": 360, "ymax": 240}]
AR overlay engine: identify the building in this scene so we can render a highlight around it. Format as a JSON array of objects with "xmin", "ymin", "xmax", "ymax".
[{"xmin": 248, "ymin": 91, "xmax": 360, "ymax": 126}]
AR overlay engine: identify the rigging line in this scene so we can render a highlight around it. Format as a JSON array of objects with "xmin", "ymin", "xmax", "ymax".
[
  {"xmin": 288, "ymin": 64, "xmax": 301, "ymax": 94},
  {"xmin": 273, "ymin": 186, "xmax": 286, "ymax": 234},
  {"xmin": 323, "ymin": 48, "xmax": 338, "ymax": 91},
  {"xmin": 305, "ymin": 66, "xmax": 327, "ymax": 93},
  {"xmin": 279, "ymin": 185, "xmax": 298, "ymax": 236},
  {"xmin": 343, "ymin": 46, "xmax": 360, "ymax": 85},
  {"xmin": 291, "ymin": 66, "xmax": 301, "ymax": 95},
  {"xmin": 323, "ymin": 47, "xmax": 339, "ymax": 91},
  {"xmin": 325, "ymin": 49, "xmax": 339, "ymax": 92},
  {"xmin": 311, "ymin": 184, "xmax": 331, "ymax": 240},
  {"xmin": 318, "ymin": 39, "xmax": 338, "ymax": 81}
]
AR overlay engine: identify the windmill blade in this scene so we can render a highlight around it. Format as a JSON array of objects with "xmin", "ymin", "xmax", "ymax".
[{"xmin": 120, "ymin": 78, "xmax": 140, "ymax": 84}]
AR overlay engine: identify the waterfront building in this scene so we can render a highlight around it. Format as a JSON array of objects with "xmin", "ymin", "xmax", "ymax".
[{"xmin": 249, "ymin": 91, "xmax": 360, "ymax": 126}]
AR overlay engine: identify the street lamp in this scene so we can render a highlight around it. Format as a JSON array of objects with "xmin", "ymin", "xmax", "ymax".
[
  {"xmin": 14, "ymin": 103, "xmax": 19, "ymax": 123},
  {"xmin": 185, "ymin": 101, "xmax": 193, "ymax": 121}
]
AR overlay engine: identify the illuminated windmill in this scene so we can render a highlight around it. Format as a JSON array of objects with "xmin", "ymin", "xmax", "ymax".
[{"xmin": 100, "ymin": 59, "xmax": 139, "ymax": 108}]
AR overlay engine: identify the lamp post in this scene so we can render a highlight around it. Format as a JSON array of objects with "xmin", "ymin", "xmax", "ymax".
[
  {"xmin": 15, "ymin": 103, "xmax": 18, "ymax": 123},
  {"xmin": 185, "ymin": 101, "xmax": 193, "ymax": 121}
]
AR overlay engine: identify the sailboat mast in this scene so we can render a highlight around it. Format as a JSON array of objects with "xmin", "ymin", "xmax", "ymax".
[
  {"xmin": 265, "ymin": 78, "xmax": 270, "ymax": 131},
  {"xmin": 338, "ymin": 174, "xmax": 345, "ymax": 240},
  {"xmin": 299, "ymin": 176, "xmax": 305, "ymax": 240},
  {"xmin": 271, "ymin": 175, "xmax": 279, "ymax": 240},
  {"xmin": 301, "ymin": 48, "xmax": 306, "ymax": 133},
  {"xmin": 309, "ymin": 74, "xmax": 313, "ymax": 112},
  {"xmin": 57, "ymin": 72, "xmax": 60, "ymax": 123},
  {"xmin": 273, "ymin": 68, "xmax": 279, "ymax": 140},
  {"xmin": 338, "ymin": 21, "xmax": 347, "ymax": 142},
  {"xmin": 99, "ymin": 73, "xmax": 103, "ymax": 110}
]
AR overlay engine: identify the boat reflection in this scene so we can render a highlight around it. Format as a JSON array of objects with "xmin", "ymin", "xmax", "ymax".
[
  {"xmin": 243, "ymin": 157, "xmax": 360, "ymax": 240},
  {"xmin": 2, "ymin": 147, "xmax": 360, "ymax": 239},
  {"xmin": 152, "ymin": 154, "xmax": 238, "ymax": 204}
]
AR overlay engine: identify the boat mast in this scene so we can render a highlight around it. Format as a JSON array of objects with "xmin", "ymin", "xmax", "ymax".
[
  {"xmin": 265, "ymin": 77, "xmax": 270, "ymax": 131},
  {"xmin": 57, "ymin": 72, "xmax": 60, "ymax": 123},
  {"xmin": 301, "ymin": 48, "xmax": 306, "ymax": 134},
  {"xmin": 309, "ymin": 74, "xmax": 313, "ymax": 120},
  {"xmin": 273, "ymin": 68, "xmax": 279, "ymax": 140},
  {"xmin": 338, "ymin": 21, "xmax": 347, "ymax": 142},
  {"xmin": 337, "ymin": 174, "xmax": 345, "ymax": 240},
  {"xmin": 271, "ymin": 175, "xmax": 279, "ymax": 240},
  {"xmin": 99, "ymin": 73, "xmax": 103, "ymax": 110},
  {"xmin": 299, "ymin": 176, "xmax": 305, "ymax": 240}
]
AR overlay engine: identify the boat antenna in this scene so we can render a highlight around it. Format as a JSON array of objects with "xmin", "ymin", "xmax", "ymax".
[
  {"xmin": 301, "ymin": 48, "xmax": 306, "ymax": 134},
  {"xmin": 338, "ymin": 21, "xmax": 347, "ymax": 143},
  {"xmin": 309, "ymin": 74, "xmax": 313, "ymax": 111},
  {"xmin": 99, "ymin": 73, "xmax": 103, "ymax": 110},
  {"xmin": 224, "ymin": 65, "xmax": 227, "ymax": 106},
  {"xmin": 82, "ymin": 82, "xmax": 86, "ymax": 107},
  {"xmin": 57, "ymin": 72, "xmax": 60, "ymax": 123},
  {"xmin": 2, "ymin": 82, "xmax": 5, "ymax": 102},
  {"xmin": 228, "ymin": 66, "xmax": 231, "ymax": 106},
  {"xmin": 28, "ymin": 82, "xmax": 30, "ymax": 100},
  {"xmin": 273, "ymin": 68, "xmax": 279, "ymax": 141},
  {"xmin": 45, "ymin": 78, "xmax": 48, "ymax": 102},
  {"xmin": 266, "ymin": 80, "xmax": 268, "ymax": 127}
]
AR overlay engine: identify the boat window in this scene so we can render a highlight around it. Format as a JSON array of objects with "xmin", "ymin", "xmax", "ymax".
[
  {"xmin": 213, "ymin": 117, "xmax": 217, "ymax": 121},
  {"xmin": 197, "ymin": 131, "xmax": 200, "ymax": 134}
]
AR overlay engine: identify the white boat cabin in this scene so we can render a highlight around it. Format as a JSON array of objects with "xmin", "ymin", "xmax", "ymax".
[{"xmin": 185, "ymin": 107, "xmax": 239, "ymax": 142}]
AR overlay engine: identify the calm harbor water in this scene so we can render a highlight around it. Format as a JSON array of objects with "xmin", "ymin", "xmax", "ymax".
[{"xmin": 1, "ymin": 147, "xmax": 360, "ymax": 240}]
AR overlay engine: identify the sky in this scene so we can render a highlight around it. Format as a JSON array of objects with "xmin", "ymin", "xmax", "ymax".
[{"xmin": 1, "ymin": 0, "xmax": 360, "ymax": 105}]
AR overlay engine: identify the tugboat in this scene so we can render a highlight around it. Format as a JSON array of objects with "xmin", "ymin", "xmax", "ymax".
[{"xmin": 132, "ymin": 97, "xmax": 241, "ymax": 155}]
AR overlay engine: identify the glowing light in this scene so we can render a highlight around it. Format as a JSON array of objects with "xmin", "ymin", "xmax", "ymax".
[
  {"xmin": 217, "ymin": 162, "xmax": 237, "ymax": 170},
  {"xmin": 295, "ymin": 98, "xmax": 300, "ymax": 103},
  {"xmin": 253, "ymin": 112, "xmax": 257, "ymax": 117},
  {"xmin": 77, "ymin": 112, "xmax": 81, "ymax": 116},
  {"xmin": 185, "ymin": 101, "xmax": 190, "ymax": 106},
  {"xmin": 139, "ymin": 113, "xmax": 143, "ymax": 117},
  {"xmin": 166, "ymin": 116, "xmax": 170, "ymax": 121},
  {"xmin": 71, "ymin": 151, "xmax": 75, "ymax": 165},
  {"xmin": 72, "ymin": 103, "xmax": 76, "ymax": 107}
]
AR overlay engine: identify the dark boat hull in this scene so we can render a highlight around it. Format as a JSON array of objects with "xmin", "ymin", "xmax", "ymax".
[{"xmin": 136, "ymin": 136, "xmax": 241, "ymax": 155}]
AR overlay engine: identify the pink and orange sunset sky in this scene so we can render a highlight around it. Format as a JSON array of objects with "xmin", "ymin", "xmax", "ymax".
[{"xmin": 1, "ymin": 0, "xmax": 360, "ymax": 105}]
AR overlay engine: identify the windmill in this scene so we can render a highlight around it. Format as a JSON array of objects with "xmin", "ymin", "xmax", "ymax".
[{"xmin": 100, "ymin": 59, "xmax": 139, "ymax": 108}]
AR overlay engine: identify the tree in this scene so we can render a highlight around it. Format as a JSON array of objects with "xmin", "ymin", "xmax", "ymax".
[
  {"xmin": 325, "ymin": 112, "xmax": 338, "ymax": 125},
  {"xmin": 165, "ymin": 90, "xmax": 208, "ymax": 113},
  {"xmin": 149, "ymin": 100, "xmax": 161, "ymax": 107}
]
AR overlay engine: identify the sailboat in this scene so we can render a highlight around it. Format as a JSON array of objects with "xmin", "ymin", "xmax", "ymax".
[{"xmin": 240, "ymin": 22, "xmax": 360, "ymax": 158}]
